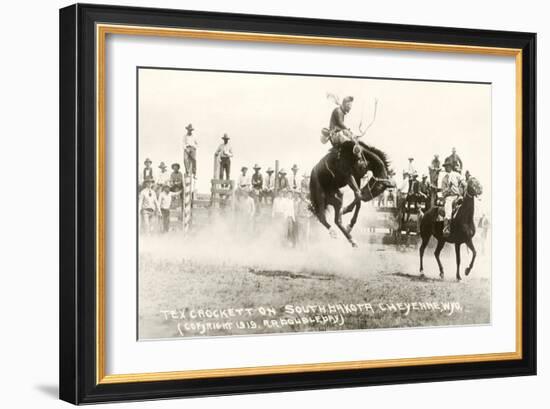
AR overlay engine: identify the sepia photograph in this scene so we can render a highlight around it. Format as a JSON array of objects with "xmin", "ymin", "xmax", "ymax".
[{"xmin": 137, "ymin": 67, "xmax": 492, "ymax": 340}]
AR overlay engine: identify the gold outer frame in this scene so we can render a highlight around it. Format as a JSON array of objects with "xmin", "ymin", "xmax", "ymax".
[{"xmin": 96, "ymin": 23, "xmax": 523, "ymax": 385}]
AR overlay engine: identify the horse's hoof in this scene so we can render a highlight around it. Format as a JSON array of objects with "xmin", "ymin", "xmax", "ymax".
[
  {"xmin": 419, "ymin": 273, "xmax": 425, "ymax": 278},
  {"xmin": 439, "ymin": 273, "xmax": 444, "ymax": 280},
  {"xmin": 328, "ymin": 228, "xmax": 337, "ymax": 239},
  {"xmin": 350, "ymin": 239, "xmax": 358, "ymax": 248},
  {"xmin": 456, "ymin": 276, "xmax": 462, "ymax": 282},
  {"xmin": 465, "ymin": 267, "xmax": 471, "ymax": 276}
]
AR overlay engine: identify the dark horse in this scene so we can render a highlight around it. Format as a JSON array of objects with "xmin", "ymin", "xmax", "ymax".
[
  {"xmin": 418, "ymin": 177, "xmax": 483, "ymax": 281},
  {"xmin": 309, "ymin": 140, "xmax": 393, "ymax": 247}
]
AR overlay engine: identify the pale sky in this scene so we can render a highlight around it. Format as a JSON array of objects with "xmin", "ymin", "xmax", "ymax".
[{"xmin": 138, "ymin": 68, "xmax": 491, "ymax": 213}]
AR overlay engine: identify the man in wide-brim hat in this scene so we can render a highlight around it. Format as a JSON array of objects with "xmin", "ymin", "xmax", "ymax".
[
  {"xmin": 250, "ymin": 164, "xmax": 263, "ymax": 207},
  {"xmin": 169, "ymin": 163, "xmax": 183, "ymax": 192},
  {"xmin": 278, "ymin": 169, "xmax": 289, "ymax": 192},
  {"xmin": 238, "ymin": 166, "xmax": 251, "ymax": 192},
  {"xmin": 183, "ymin": 123, "xmax": 198, "ymax": 178},
  {"xmin": 215, "ymin": 133, "xmax": 233, "ymax": 185},
  {"xmin": 156, "ymin": 161, "xmax": 169, "ymax": 188},
  {"xmin": 141, "ymin": 158, "xmax": 154, "ymax": 187},
  {"xmin": 260, "ymin": 167, "xmax": 275, "ymax": 204}
]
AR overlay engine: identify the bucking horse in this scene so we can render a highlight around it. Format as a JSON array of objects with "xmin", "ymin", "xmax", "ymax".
[{"xmin": 309, "ymin": 140, "xmax": 393, "ymax": 247}]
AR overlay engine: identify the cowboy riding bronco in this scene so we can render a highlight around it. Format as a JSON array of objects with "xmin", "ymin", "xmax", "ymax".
[{"xmin": 320, "ymin": 95, "xmax": 364, "ymax": 200}]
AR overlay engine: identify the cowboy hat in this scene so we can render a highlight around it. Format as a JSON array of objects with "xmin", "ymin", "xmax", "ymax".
[
  {"xmin": 222, "ymin": 133, "xmax": 230, "ymax": 140},
  {"xmin": 422, "ymin": 174, "xmax": 428, "ymax": 179},
  {"xmin": 443, "ymin": 157, "xmax": 453, "ymax": 167},
  {"xmin": 253, "ymin": 164, "xmax": 261, "ymax": 170},
  {"xmin": 342, "ymin": 96, "xmax": 354, "ymax": 104},
  {"xmin": 158, "ymin": 161, "xmax": 167, "ymax": 169},
  {"xmin": 291, "ymin": 164, "xmax": 299, "ymax": 171},
  {"xmin": 144, "ymin": 158, "xmax": 152, "ymax": 165},
  {"xmin": 241, "ymin": 166, "xmax": 248, "ymax": 171},
  {"xmin": 279, "ymin": 169, "xmax": 287, "ymax": 174},
  {"xmin": 185, "ymin": 123, "xmax": 194, "ymax": 132},
  {"xmin": 171, "ymin": 163, "xmax": 180, "ymax": 170},
  {"xmin": 266, "ymin": 167, "xmax": 274, "ymax": 173}
]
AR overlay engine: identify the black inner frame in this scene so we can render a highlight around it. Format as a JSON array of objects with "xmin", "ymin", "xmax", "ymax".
[{"xmin": 59, "ymin": 3, "xmax": 536, "ymax": 404}]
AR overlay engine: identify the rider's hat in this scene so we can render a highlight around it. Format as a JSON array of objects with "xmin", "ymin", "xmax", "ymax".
[
  {"xmin": 422, "ymin": 174, "xmax": 427, "ymax": 179},
  {"xmin": 158, "ymin": 161, "xmax": 167, "ymax": 169},
  {"xmin": 279, "ymin": 169, "xmax": 287, "ymax": 175},
  {"xmin": 144, "ymin": 158, "xmax": 152, "ymax": 165},
  {"xmin": 443, "ymin": 157, "xmax": 453, "ymax": 168},
  {"xmin": 185, "ymin": 123, "xmax": 194, "ymax": 132},
  {"xmin": 171, "ymin": 163, "xmax": 180, "ymax": 170},
  {"xmin": 291, "ymin": 164, "xmax": 299, "ymax": 171},
  {"xmin": 253, "ymin": 164, "xmax": 261, "ymax": 170},
  {"xmin": 241, "ymin": 166, "xmax": 248, "ymax": 171},
  {"xmin": 342, "ymin": 96, "xmax": 354, "ymax": 104},
  {"xmin": 266, "ymin": 167, "xmax": 274, "ymax": 173},
  {"xmin": 222, "ymin": 133, "xmax": 230, "ymax": 140}
]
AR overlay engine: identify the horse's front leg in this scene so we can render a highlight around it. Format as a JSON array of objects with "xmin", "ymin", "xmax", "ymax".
[
  {"xmin": 347, "ymin": 200, "xmax": 362, "ymax": 233},
  {"xmin": 455, "ymin": 243, "xmax": 462, "ymax": 281},
  {"xmin": 329, "ymin": 193, "xmax": 358, "ymax": 247},
  {"xmin": 434, "ymin": 240, "xmax": 445, "ymax": 279},
  {"xmin": 347, "ymin": 175, "xmax": 362, "ymax": 201},
  {"xmin": 342, "ymin": 198, "xmax": 357, "ymax": 215},
  {"xmin": 464, "ymin": 239, "xmax": 477, "ymax": 276}
]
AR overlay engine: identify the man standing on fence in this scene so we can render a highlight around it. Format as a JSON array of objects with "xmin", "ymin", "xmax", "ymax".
[
  {"xmin": 215, "ymin": 133, "xmax": 233, "ymax": 183},
  {"xmin": 183, "ymin": 123, "xmax": 198, "ymax": 179}
]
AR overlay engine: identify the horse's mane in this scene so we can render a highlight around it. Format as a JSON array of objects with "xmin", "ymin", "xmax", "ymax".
[
  {"xmin": 340, "ymin": 140, "xmax": 392, "ymax": 177},
  {"xmin": 357, "ymin": 141, "xmax": 391, "ymax": 171}
]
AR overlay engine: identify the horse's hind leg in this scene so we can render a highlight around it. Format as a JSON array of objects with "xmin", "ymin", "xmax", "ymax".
[
  {"xmin": 347, "ymin": 200, "xmax": 362, "ymax": 233},
  {"xmin": 419, "ymin": 234, "xmax": 430, "ymax": 276},
  {"xmin": 455, "ymin": 243, "xmax": 462, "ymax": 281},
  {"xmin": 311, "ymin": 184, "xmax": 332, "ymax": 233},
  {"xmin": 464, "ymin": 239, "xmax": 477, "ymax": 276},
  {"xmin": 328, "ymin": 192, "xmax": 357, "ymax": 247},
  {"xmin": 434, "ymin": 240, "xmax": 446, "ymax": 279}
]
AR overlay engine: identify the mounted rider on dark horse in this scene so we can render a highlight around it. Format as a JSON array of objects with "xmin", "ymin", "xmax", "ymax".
[
  {"xmin": 419, "ymin": 169, "xmax": 483, "ymax": 281},
  {"xmin": 310, "ymin": 95, "xmax": 394, "ymax": 247}
]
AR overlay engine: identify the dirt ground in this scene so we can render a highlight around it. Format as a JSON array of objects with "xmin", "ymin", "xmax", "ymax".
[{"xmin": 138, "ymin": 215, "xmax": 491, "ymax": 340}]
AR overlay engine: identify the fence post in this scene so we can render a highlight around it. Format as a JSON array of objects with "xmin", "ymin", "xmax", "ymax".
[
  {"xmin": 183, "ymin": 175, "xmax": 193, "ymax": 233},
  {"xmin": 274, "ymin": 159, "xmax": 280, "ymax": 195}
]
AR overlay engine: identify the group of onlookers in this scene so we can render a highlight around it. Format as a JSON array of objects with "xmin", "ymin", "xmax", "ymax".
[
  {"xmin": 139, "ymin": 158, "xmax": 185, "ymax": 234},
  {"xmin": 234, "ymin": 163, "xmax": 312, "ymax": 247}
]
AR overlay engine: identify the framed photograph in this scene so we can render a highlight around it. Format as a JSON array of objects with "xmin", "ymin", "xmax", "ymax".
[{"xmin": 59, "ymin": 3, "xmax": 536, "ymax": 404}]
